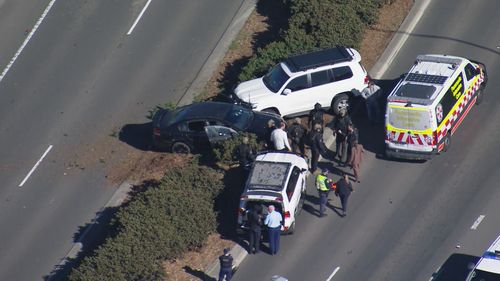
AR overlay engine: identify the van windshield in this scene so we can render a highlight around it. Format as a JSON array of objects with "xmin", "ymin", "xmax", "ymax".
[{"xmin": 387, "ymin": 106, "xmax": 432, "ymax": 131}]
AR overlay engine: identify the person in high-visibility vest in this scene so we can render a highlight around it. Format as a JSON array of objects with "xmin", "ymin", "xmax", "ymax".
[{"xmin": 316, "ymin": 169, "xmax": 333, "ymax": 217}]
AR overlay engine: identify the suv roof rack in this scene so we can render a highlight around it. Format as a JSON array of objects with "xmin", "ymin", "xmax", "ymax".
[{"xmin": 285, "ymin": 46, "xmax": 353, "ymax": 72}]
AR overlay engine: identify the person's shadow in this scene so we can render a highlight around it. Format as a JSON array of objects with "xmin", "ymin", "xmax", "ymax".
[{"xmin": 183, "ymin": 266, "xmax": 217, "ymax": 281}]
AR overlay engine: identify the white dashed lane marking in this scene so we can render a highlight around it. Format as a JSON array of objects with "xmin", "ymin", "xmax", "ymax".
[
  {"xmin": 470, "ymin": 215, "xmax": 485, "ymax": 230},
  {"xmin": 19, "ymin": 145, "xmax": 53, "ymax": 187},
  {"xmin": 326, "ymin": 266, "xmax": 340, "ymax": 281},
  {"xmin": 127, "ymin": 0, "xmax": 152, "ymax": 35}
]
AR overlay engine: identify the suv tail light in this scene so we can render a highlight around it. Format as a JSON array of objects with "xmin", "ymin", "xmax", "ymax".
[
  {"xmin": 364, "ymin": 75, "xmax": 370, "ymax": 84},
  {"xmin": 153, "ymin": 127, "xmax": 161, "ymax": 136},
  {"xmin": 284, "ymin": 211, "xmax": 291, "ymax": 219}
]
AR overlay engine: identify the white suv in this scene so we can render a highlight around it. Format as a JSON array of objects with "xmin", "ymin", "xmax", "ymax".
[
  {"xmin": 237, "ymin": 151, "xmax": 309, "ymax": 234},
  {"xmin": 233, "ymin": 46, "xmax": 369, "ymax": 117},
  {"xmin": 466, "ymin": 235, "xmax": 500, "ymax": 280}
]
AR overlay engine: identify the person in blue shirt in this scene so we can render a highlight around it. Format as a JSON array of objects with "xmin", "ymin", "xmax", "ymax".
[{"xmin": 264, "ymin": 205, "xmax": 283, "ymax": 255}]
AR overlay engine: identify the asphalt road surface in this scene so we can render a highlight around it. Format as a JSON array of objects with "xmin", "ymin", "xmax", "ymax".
[
  {"xmin": 234, "ymin": 1, "xmax": 500, "ymax": 280},
  {"xmin": 0, "ymin": 0, "xmax": 247, "ymax": 280}
]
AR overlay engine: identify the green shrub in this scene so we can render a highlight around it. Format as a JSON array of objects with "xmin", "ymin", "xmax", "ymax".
[
  {"xmin": 68, "ymin": 158, "xmax": 223, "ymax": 281},
  {"xmin": 212, "ymin": 133, "xmax": 261, "ymax": 166},
  {"xmin": 239, "ymin": 0, "xmax": 381, "ymax": 82}
]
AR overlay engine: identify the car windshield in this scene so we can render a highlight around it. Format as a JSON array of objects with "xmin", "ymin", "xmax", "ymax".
[
  {"xmin": 468, "ymin": 269, "xmax": 500, "ymax": 280},
  {"xmin": 263, "ymin": 64, "xmax": 290, "ymax": 93},
  {"xmin": 224, "ymin": 105, "xmax": 254, "ymax": 130}
]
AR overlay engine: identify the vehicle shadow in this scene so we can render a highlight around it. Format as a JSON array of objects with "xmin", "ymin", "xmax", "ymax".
[
  {"xmin": 183, "ymin": 266, "xmax": 217, "ymax": 281},
  {"xmin": 119, "ymin": 122, "xmax": 153, "ymax": 151}
]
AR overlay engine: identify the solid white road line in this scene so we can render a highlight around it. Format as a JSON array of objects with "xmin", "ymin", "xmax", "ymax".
[
  {"xmin": 326, "ymin": 266, "xmax": 340, "ymax": 281},
  {"xmin": 19, "ymin": 145, "xmax": 53, "ymax": 187},
  {"xmin": 0, "ymin": 0, "xmax": 58, "ymax": 84},
  {"xmin": 126, "ymin": 0, "xmax": 152, "ymax": 35},
  {"xmin": 470, "ymin": 215, "xmax": 485, "ymax": 230}
]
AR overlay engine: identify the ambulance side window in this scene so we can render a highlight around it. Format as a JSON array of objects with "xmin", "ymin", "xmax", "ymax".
[
  {"xmin": 464, "ymin": 63, "xmax": 479, "ymax": 81},
  {"xmin": 437, "ymin": 74, "xmax": 464, "ymax": 125}
]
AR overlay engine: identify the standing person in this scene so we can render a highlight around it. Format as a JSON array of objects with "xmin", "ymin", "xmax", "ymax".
[
  {"xmin": 335, "ymin": 173, "xmax": 354, "ymax": 217},
  {"xmin": 288, "ymin": 117, "xmax": 307, "ymax": 154},
  {"xmin": 264, "ymin": 205, "xmax": 282, "ymax": 255},
  {"xmin": 218, "ymin": 248, "xmax": 233, "ymax": 281},
  {"xmin": 264, "ymin": 119, "xmax": 276, "ymax": 150},
  {"xmin": 361, "ymin": 80, "xmax": 382, "ymax": 123},
  {"xmin": 247, "ymin": 205, "xmax": 263, "ymax": 254},
  {"xmin": 343, "ymin": 123, "xmax": 358, "ymax": 167},
  {"xmin": 308, "ymin": 102, "xmax": 325, "ymax": 129},
  {"xmin": 333, "ymin": 109, "xmax": 352, "ymax": 163},
  {"xmin": 349, "ymin": 140, "xmax": 364, "ymax": 183},
  {"xmin": 270, "ymin": 121, "xmax": 291, "ymax": 151},
  {"xmin": 309, "ymin": 124, "xmax": 324, "ymax": 173},
  {"xmin": 316, "ymin": 169, "xmax": 333, "ymax": 217},
  {"xmin": 236, "ymin": 136, "xmax": 255, "ymax": 180}
]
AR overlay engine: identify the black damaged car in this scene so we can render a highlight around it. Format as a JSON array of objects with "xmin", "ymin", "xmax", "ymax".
[{"xmin": 152, "ymin": 102, "xmax": 283, "ymax": 153}]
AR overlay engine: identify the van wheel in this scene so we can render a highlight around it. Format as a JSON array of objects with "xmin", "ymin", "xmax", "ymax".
[
  {"xmin": 443, "ymin": 134, "xmax": 451, "ymax": 152},
  {"xmin": 475, "ymin": 86, "xmax": 484, "ymax": 105},
  {"xmin": 331, "ymin": 93, "xmax": 349, "ymax": 116},
  {"xmin": 287, "ymin": 221, "xmax": 295, "ymax": 235},
  {"xmin": 171, "ymin": 142, "xmax": 191, "ymax": 154}
]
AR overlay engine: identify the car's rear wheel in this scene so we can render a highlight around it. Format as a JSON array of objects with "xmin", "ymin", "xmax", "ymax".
[
  {"xmin": 331, "ymin": 93, "xmax": 350, "ymax": 116},
  {"xmin": 287, "ymin": 221, "xmax": 295, "ymax": 235},
  {"xmin": 171, "ymin": 141, "xmax": 191, "ymax": 154},
  {"xmin": 442, "ymin": 133, "xmax": 451, "ymax": 153},
  {"xmin": 475, "ymin": 86, "xmax": 484, "ymax": 105},
  {"xmin": 263, "ymin": 108, "xmax": 280, "ymax": 116}
]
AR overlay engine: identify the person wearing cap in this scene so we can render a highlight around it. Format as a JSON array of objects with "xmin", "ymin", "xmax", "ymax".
[
  {"xmin": 316, "ymin": 169, "xmax": 333, "ymax": 217},
  {"xmin": 218, "ymin": 247, "xmax": 233, "ymax": 281},
  {"xmin": 287, "ymin": 117, "xmax": 307, "ymax": 154},
  {"xmin": 333, "ymin": 109, "xmax": 352, "ymax": 164}
]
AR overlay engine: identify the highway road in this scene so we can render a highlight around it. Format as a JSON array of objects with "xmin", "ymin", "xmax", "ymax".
[
  {"xmin": 0, "ymin": 0, "xmax": 249, "ymax": 280},
  {"xmin": 233, "ymin": 0, "xmax": 500, "ymax": 280}
]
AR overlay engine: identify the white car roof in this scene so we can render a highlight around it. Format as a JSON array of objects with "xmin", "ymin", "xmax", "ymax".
[{"xmin": 255, "ymin": 151, "xmax": 308, "ymax": 168}]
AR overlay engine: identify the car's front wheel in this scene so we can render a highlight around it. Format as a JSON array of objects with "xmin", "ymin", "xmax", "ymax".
[
  {"xmin": 171, "ymin": 141, "xmax": 191, "ymax": 154},
  {"xmin": 331, "ymin": 93, "xmax": 350, "ymax": 116},
  {"xmin": 263, "ymin": 107, "xmax": 280, "ymax": 116}
]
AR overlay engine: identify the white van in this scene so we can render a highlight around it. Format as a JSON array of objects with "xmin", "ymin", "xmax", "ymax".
[{"xmin": 385, "ymin": 54, "xmax": 487, "ymax": 160}]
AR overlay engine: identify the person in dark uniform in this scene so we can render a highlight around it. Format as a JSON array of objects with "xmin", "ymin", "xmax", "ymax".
[
  {"xmin": 288, "ymin": 117, "xmax": 307, "ymax": 154},
  {"xmin": 264, "ymin": 119, "xmax": 276, "ymax": 150},
  {"xmin": 308, "ymin": 102, "xmax": 325, "ymax": 129},
  {"xmin": 335, "ymin": 173, "xmax": 354, "ymax": 217},
  {"xmin": 218, "ymin": 248, "xmax": 233, "ymax": 281},
  {"xmin": 236, "ymin": 136, "xmax": 255, "ymax": 180},
  {"xmin": 309, "ymin": 124, "xmax": 324, "ymax": 173},
  {"xmin": 333, "ymin": 109, "xmax": 352, "ymax": 164},
  {"xmin": 247, "ymin": 204, "xmax": 263, "ymax": 254}
]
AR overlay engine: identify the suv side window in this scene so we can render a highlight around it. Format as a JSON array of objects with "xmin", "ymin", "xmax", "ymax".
[
  {"xmin": 332, "ymin": 66, "xmax": 353, "ymax": 81},
  {"xmin": 187, "ymin": 121, "xmax": 207, "ymax": 132},
  {"xmin": 311, "ymin": 70, "xmax": 332, "ymax": 87},
  {"xmin": 285, "ymin": 166, "xmax": 301, "ymax": 200},
  {"xmin": 286, "ymin": 75, "xmax": 309, "ymax": 92},
  {"xmin": 464, "ymin": 63, "xmax": 479, "ymax": 81}
]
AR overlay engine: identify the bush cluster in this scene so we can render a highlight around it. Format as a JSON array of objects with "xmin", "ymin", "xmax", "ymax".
[
  {"xmin": 68, "ymin": 158, "xmax": 224, "ymax": 281},
  {"xmin": 212, "ymin": 133, "xmax": 261, "ymax": 166},
  {"xmin": 239, "ymin": 0, "xmax": 381, "ymax": 81}
]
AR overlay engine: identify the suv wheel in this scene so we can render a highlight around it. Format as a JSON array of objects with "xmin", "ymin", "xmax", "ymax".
[
  {"xmin": 171, "ymin": 142, "xmax": 191, "ymax": 154},
  {"xmin": 287, "ymin": 221, "xmax": 295, "ymax": 235},
  {"xmin": 263, "ymin": 108, "xmax": 280, "ymax": 116},
  {"xmin": 331, "ymin": 93, "xmax": 350, "ymax": 116}
]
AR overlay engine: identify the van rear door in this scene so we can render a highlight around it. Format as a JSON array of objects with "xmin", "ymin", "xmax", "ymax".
[{"xmin": 386, "ymin": 104, "xmax": 434, "ymax": 151}]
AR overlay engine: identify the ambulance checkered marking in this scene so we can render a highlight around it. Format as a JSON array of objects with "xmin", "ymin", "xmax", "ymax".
[
  {"xmin": 436, "ymin": 75, "xmax": 483, "ymax": 142},
  {"xmin": 387, "ymin": 131, "xmax": 432, "ymax": 146}
]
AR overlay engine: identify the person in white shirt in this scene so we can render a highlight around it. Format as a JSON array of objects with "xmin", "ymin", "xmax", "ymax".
[
  {"xmin": 270, "ymin": 122, "xmax": 291, "ymax": 151},
  {"xmin": 361, "ymin": 81, "xmax": 382, "ymax": 123},
  {"xmin": 264, "ymin": 205, "xmax": 283, "ymax": 255}
]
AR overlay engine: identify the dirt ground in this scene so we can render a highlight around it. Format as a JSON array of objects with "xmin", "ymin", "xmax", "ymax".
[{"xmin": 159, "ymin": 0, "xmax": 413, "ymax": 280}]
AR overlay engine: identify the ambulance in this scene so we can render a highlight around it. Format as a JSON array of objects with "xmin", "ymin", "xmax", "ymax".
[{"xmin": 385, "ymin": 54, "xmax": 487, "ymax": 160}]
